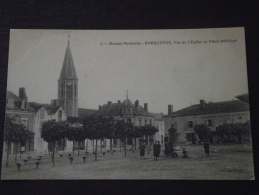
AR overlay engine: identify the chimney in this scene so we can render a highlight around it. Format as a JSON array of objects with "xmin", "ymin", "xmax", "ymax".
[
  {"xmin": 168, "ymin": 104, "xmax": 173, "ymax": 115},
  {"xmin": 144, "ymin": 103, "xmax": 148, "ymax": 112},
  {"xmin": 99, "ymin": 105, "xmax": 102, "ymax": 110},
  {"xmin": 135, "ymin": 100, "xmax": 139, "ymax": 108},
  {"xmin": 200, "ymin": 100, "xmax": 206, "ymax": 109},
  {"xmin": 118, "ymin": 100, "xmax": 121, "ymax": 105},
  {"xmin": 19, "ymin": 87, "xmax": 27, "ymax": 101},
  {"xmin": 108, "ymin": 101, "xmax": 112, "ymax": 108}
]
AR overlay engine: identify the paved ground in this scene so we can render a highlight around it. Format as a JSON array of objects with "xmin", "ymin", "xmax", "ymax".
[{"xmin": 1, "ymin": 143, "xmax": 255, "ymax": 180}]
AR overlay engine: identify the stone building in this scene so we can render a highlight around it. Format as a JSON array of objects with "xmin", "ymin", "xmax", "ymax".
[
  {"xmin": 164, "ymin": 99, "xmax": 250, "ymax": 143},
  {"xmin": 5, "ymin": 88, "xmax": 67, "ymax": 154},
  {"xmin": 94, "ymin": 97, "xmax": 164, "ymax": 147}
]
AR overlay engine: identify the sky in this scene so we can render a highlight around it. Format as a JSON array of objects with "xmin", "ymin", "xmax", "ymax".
[{"xmin": 7, "ymin": 28, "xmax": 249, "ymax": 114}]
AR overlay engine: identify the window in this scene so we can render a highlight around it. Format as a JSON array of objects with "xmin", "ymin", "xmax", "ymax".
[
  {"xmin": 127, "ymin": 109, "xmax": 131, "ymax": 114},
  {"xmin": 7, "ymin": 99, "xmax": 14, "ymax": 108},
  {"xmin": 149, "ymin": 119, "xmax": 152, "ymax": 125},
  {"xmin": 207, "ymin": 120, "xmax": 212, "ymax": 126},
  {"xmin": 58, "ymin": 110, "xmax": 62, "ymax": 122},
  {"xmin": 127, "ymin": 119, "xmax": 132, "ymax": 123},
  {"xmin": 40, "ymin": 109, "xmax": 44, "ymax": 119},
  {"xmin": 74, "ymin": 83, "xmax": 77, "ymax": 98},
  {"xmin": 139, "ymin": 119, "xmax": 142, "ymax": 126},
  {"xmin": 144, "ymin": 119, "xmax": 147, "ymax": 125},
  {"xmin": 61, "ymin": 83, "xmax": 64, "ymax": 98},
  {"xmin": 21, "ymin": 119, "xmax": 28, "ymax": 129},
  {"xmin": 187, "ymin": 121, "xmax": 193, "ymax": 128}
]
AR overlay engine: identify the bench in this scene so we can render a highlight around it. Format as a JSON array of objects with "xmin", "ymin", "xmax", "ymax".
[{"xmin": 17, "ymin": 160, "xmax": 40, "ymax": 171}]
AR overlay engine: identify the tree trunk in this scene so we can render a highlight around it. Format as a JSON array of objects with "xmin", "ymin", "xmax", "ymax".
[
  {"xmin": 93, "ymin": 139, "xmax": 95, "ymax": 151},
  {"xmin": 20, "ymin": 144, "xmax": 22, "ymax": 159},
  {"xmin": 52, "ymin": 141, "xmax": 55, "ymax": 167},
  {"xmin": 15, "ymin": 142, "xmax": 18, "ymax": 162},
  {"xmin": 120, "ymin": 139, "xmax": 122, "ymax": 151},
  {"xmin": 73, "ymin": 140, "xmax": 75, "ymax": 154},
  {"xmin": 110, "ymin": 138, "xmax": 113, "ymax": 155},
  {"xmin": 78, "ymin": 141, "xmax": 80, "ymax": 156},
  {"xmin": 95, "ymin": 139, "xmax": 98, "ymax": 161},
  {"xmin": 132, "ymin": 138, "xmax": 134, "ymax": 153},
  {"xmin": 147, "ymin": 135, "xmax": 149, "ymax": 155},
  {"xmin": 48, "ymin": 143, "xmax": 50, "ymax": 156},
  {"xmin": 101, "ymin": 139, "xmax": 103, "ymax": 153},
  {"xmin": 134, "ymin": 138, "xmax": 137, "ymax": 150},
  {"xmin": 124, "ymin": 139, "xmax": 127, "ymax": 157},
  {"xmin": 6, "ymin": 141, "xmax": 9, "ymax": 167},
  {"xmin": 85, "ymin": 139, "xmax": 88, "ymax": 153}
]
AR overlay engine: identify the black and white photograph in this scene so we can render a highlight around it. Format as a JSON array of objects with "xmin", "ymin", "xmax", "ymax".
[{"xmin": 1, "ymin": 28, "xmax": 254, "ymax": 180}]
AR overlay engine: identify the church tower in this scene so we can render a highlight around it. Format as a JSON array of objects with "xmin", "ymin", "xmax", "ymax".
[{"xmin": 58, "ymin": 37, "xmax": 78, "ymax": 117}]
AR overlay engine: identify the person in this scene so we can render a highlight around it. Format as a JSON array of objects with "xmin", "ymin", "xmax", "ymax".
[
  {"xmin": 157, "ymin": 141, "xmax": 161, "ymax": 157},
  {"xmin": 139, "ymin": 144, "xmax": 146, "ymax": 158},
  {"xmin": 164, "ymin": 134, "xmax": 169, "ymax": 144},
  {"xmin": 204, "ymin": 141, "xmax": 210, "ymax": 156},
  {"xmin": 182, "ymin": 148, "xmax": 188, "ymax": 158},
  {"xmin": 153, "ymin": 141, "xmax": 160, "ymax": 161},
  {"xmin": 165, "ymin": 143, "xmax": 170, "ymax": 156}
]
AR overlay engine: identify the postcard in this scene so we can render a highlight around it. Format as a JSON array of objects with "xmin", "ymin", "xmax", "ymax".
[{"xmin": 1, "ymin": 28, "xmax": 254, "ymax": 180}]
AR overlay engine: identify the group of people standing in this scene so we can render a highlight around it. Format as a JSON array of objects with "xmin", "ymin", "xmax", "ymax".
[
  {"xmin": 138, "ymin": 139, "xmax": 210, "ymax": 159},
  {"xmin": 139, "ymin": 141, "xmax": 161, "ymax": 161}
]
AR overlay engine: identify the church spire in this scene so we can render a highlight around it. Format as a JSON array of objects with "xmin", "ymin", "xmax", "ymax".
[{"xmin": 59, "ymin": 36, "xmax": 78, "ymax": 80}]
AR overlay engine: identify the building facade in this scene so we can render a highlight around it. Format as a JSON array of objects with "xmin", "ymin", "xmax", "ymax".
[
  {"xmin": 94, "ymin": 98, "xmax": 165, "ymax": 148},
  {"xmin": 164, "ymin": 99, "xmax": 250, "ymax": 143}
]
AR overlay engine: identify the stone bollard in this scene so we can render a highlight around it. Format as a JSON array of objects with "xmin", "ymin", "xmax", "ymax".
[
  {"xmin": 36, "ymin": 162, "xmax": 40, "ymax": 169},
  {"xmin": 60, "ymin": 154, "xmax": 63, "ymax": 158},
  {"xmin": 69, "ymin": 157, "xmax": 73, "ymax": 164},
  {"xmin": 17, "ymin": 163, "xmax": 21, "ymax": 171},
  {"xmin": 83, "ymin": 156, "xmax": 86, "ymax": 163}
]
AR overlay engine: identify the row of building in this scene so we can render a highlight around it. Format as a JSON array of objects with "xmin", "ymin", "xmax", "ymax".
[{"xmin": 4, "ymin": 38, "xmax": 251, "ymax": 154}]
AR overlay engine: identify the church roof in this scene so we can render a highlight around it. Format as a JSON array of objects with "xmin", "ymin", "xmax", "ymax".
[
  {"xmin": 29, "ymin": 102, "xmax": 61, "ymax": 114},
  {"xmin": 78, "ymin": 108, "xmax": 98, "ymax": 118},
  {"xmin": 59, "ymin": 41, "xmax": 78, "ymax": 80}
]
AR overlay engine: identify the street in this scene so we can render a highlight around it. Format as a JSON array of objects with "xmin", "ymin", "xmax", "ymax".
[{"xmin": 1, "ymin": 143, "xmax": 254, "ymax": 180}]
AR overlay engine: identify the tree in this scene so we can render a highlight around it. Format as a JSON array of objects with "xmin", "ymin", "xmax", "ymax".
[
  {"xmin": 217, "ymin": 122, "xmax": 251, "ymax": 143},
  {"xmin": 114, "ymin": 120, "xmax": 134, "ymax": 157},
  {"xmin": 128, "ymin": 126, "xmax": 142, "ymax": 152},
  {"xmin": 102, "ymin": 117, "xmax": 116, "ymax": 155},
  {"xmin": 137, "ymin": 124, "xmax": 158, "ymax": 155},
  {"xmin": 193, "ymin": 124, "xmax": 211, "ymax": 143},
  {"xmin": 83, "ymin": 116, "xmax": 107, "ymax": 161},
  {"xmin": 66, "ymin": 123, "xmax": 85, "ymax": 156},
  {"xmin": 4, "ymin": 115, "xmax": 31, "ymax": 166},
  {"xmin": 41, "ymin": 120, "xmax": 68, "ymax": 166}
]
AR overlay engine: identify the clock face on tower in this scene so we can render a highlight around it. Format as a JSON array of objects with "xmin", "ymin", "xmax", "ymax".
[{"xmin": 67, "ymin": 81, "xmax": 73, "ymax": 86}]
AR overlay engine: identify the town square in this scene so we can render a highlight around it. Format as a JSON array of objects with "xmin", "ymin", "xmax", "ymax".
[{"xmin": 1, "ymin": 28, "xmax": 254, "ymax": 180}]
